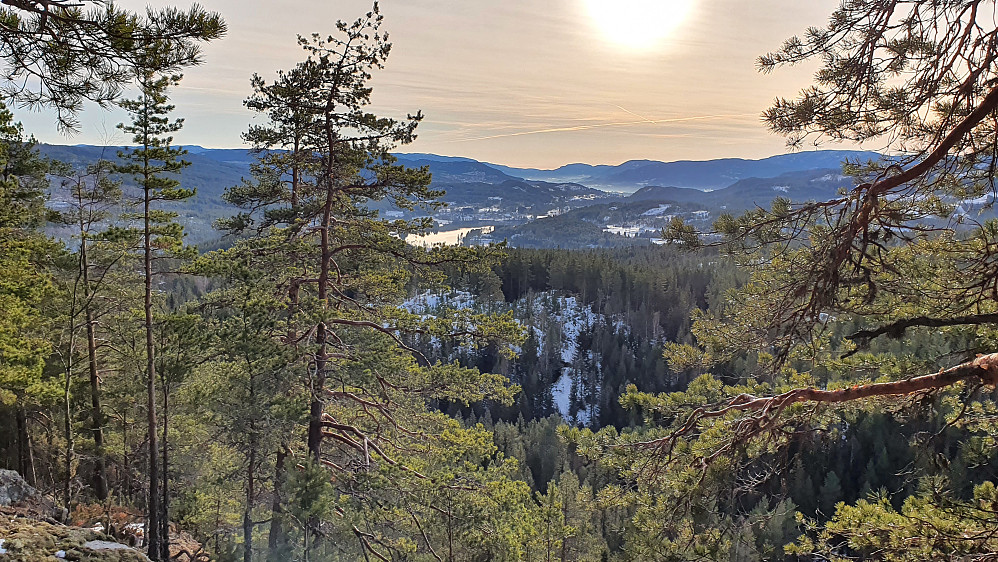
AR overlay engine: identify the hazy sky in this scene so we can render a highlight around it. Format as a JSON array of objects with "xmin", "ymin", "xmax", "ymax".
[{"xmin": 15, "ymin": 0, "xmax": 860, "ymax": 168}]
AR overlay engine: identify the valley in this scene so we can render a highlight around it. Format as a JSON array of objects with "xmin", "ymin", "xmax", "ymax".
[
  {"xmin": 6, "ymin": 1, "xmax": 998, "ymax": 560},
  {"xmin": 38, "ymin": 144, "xmax": 895, "ymax": 247}
]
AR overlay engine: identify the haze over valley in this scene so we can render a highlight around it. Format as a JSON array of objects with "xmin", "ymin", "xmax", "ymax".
[
  {"xmin": 41, "ymin": 144, "xmax": 897, "ymax": 247},
  {"xmin": 6, "ymin": 1, "xmax": 998, "ymax": 560}
]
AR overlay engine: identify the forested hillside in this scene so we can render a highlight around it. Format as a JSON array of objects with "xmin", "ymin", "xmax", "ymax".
[{"xmin": 5, "ymin": 1, "xmax": 998, "ymax": 562}]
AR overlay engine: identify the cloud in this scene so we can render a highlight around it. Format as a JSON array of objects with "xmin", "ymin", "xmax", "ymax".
[{"xmin": 447, "ymin": 113, "xmax": 758, "ymax": 143}]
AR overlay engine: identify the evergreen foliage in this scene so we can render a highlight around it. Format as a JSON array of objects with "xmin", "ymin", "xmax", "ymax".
[
  {"xmin": 0, "ymin": 0, "xmax": 225, "ymax": 131},
  {"xmin": 5, "ymin": 1, "xmax": 998, "ymax": 561}
]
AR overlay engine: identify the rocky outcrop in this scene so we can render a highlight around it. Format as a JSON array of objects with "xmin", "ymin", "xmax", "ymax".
[
  {"xmin": 0, "ymin": 469, "xmax": 67, "ymax": 523},
  {"xmin": 0, "ymin": 470, "xmax": 149, "ymax": 561},
  {"xmin": 0, "ymin": 470, "xmax": 36, "ymax": 507},
  {"xmin": 0, "ymin": 510, "xmax": 151, "ymax": 561}
]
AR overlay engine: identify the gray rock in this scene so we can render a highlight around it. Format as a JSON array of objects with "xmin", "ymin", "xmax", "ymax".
[
  {"xmin": 0, "ymin": 469, "xmax": 39, "ymax": 507},
  {"xmin": 0, "ymin": 469, "xmax": 68, "ymax": 522},
  {"xmin": 83, "ymin": 540, "xmax": 137, "ymax": 551}
]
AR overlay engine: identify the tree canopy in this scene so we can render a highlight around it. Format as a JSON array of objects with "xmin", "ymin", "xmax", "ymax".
[
  {"xmin": 8, "ymin": 1, "xmax": 998, "ymax": 561},
  {"xmin": 633, "ymin": 1, "xmax": 998, "ymax": 558},
  {"xmin": 0, "ymin": 0, "xmax": 225, "ymax": 130}
]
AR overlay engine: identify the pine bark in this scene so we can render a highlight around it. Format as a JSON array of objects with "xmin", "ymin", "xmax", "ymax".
[
  {"xmin": 16, "ymin": 407, "xmax": 35, "ymax": 485},
  {"xmin": 63, "ymin": 355, "xmax": 74, "ymax": 509},
  {"xmin": 244, "ymin": 433, "xmax": 255, "ymax": 562},
  {"xmin": 266, "ymin": 447, "xmax": 288, "ymax": 561},
  {"xmin": 80, "ymin": 235, "xmax": 109, "ymax": 500},
  {"xmin": 159, "ymin": 383, "xmax": 170, "ymax": 561},
  {"xmin": 144, "ymin": 147, "xmax": 162, "ymax": 560},
  {"xmin": 306, "ymin": 167, "xmax": 335, "ymax": 460}
]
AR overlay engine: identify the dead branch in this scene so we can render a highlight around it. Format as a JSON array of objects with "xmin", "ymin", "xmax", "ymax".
[
  {"xmin": 847, "ymin": 313, "xmax": 998, "ymax": 344},
  {"xmin": 624, "ymin": 352, "xmax": 998, "ymax": 452}
]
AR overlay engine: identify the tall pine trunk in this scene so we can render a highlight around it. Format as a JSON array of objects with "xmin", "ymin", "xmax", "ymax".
[
  {"xmin": 144, "ymin": 151, "xmax": 162, "ymax": 560},
  {"xmin": 16, "ymin": 407, "xmax": 35, "ymax": 485},
  {"xmin": 62, "ymin": 275, "xmax": 78, "ymax": 510},
  {"xmin": 86, "ymin": 308, "xmax": 108, "ymax": 500},
  {"xmin": 306, "ymin": 175, "xmax": 335, "ymax": 459},
  {"xmin": 159, "ymin": 381, "xmax": 170, "ymax": 561},
  {"xmin": 81, "ymin": 228, "xmax": 109, "ymax": 500},
  {"xmin": 63, "ymin": 352, "xmax": 74, "ymax": 510},
  {"xmin": 244, "ymin": 423, "xmax": 256, "ymax": 562},
  {"xmin": 242, "ymin": 353, "xmax": 259, "ymax": 562},
  {"xmin": 266, "ymin": 447, "xmax": 288, "ymax": 561}
]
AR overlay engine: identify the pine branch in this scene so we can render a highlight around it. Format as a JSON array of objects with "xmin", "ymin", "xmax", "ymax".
[
  {"xmin": 847, "ymin": 313, "xmax": 998, "ymax": 343},
  {"xmin": 622, "ymin": 352, "xmax": 998, "ymax": 453}
]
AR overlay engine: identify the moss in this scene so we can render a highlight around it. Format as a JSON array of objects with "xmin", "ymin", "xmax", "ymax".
[{"xmin": 0, "ymin": 513, "xmax": 148, "ymax": 561}]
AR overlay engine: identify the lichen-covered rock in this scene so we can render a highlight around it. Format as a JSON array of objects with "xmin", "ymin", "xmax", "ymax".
[{"xmin": 0, "ymin": 508, "xmax": 149, "ymax": 561}]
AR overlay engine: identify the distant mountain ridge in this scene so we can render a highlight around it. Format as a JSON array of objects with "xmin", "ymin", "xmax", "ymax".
[
  {"xmin": 393, "ymin": 155, "xmax": 521, "ymax": 184},
  {"xmin": 36, "ymin": 143, "xmax": 884, "ymax": 245},
  {"xmin": 489, "ymin": 168, "xmax": 858, "ymax": 248},
  {"xmin": 42, "ymin": 144, "xmax": 881, "ymax": 195},
  {"xmin": 626, "ymin": 168, "xmax": 852, "ymax": 211},
  {"xmin": 486, "ymin": 150, "xmax": 881, "ymax": 191}
]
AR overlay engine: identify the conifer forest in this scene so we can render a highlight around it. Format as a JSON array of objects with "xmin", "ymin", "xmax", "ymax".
[{"xmin": 6, "ymin": 1, "xmax": 998, "ymax": 560}]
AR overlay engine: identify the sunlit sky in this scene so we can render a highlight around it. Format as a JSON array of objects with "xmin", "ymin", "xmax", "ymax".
[{"xmin": 14, "ymin": 0, "xmax": 859, "ymax": 168}]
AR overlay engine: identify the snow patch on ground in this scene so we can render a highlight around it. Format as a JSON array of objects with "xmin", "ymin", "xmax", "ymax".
[
  {"xmin": 812, "ymin": 173, "xmax": 847, "ymax": 182},
  {"xmin": 641, "ymin": 204, "xmax": 673, "ymax": 216},
  {"xmin": 772, "ymin": 185, "xmax": 790, "ymax": 193},
  {"xmin": 404, "ymin": 289, "xmax": 621, "ymax": 427},
  {"xmin": 82, "ymin": 540, "xmax": 135, "ymax": 551},
  {"xmin": 402, "ymin": 290, "xmax": 477, "ymax": 315},
  {"xmin": 552, "ymin": 368, "xmax": 572, "ymax": 417},
  {"xmin": 515, "ymin": 293, "xmax": 611, "ymax": 425},
  {"xmin": 559, "ymin": 297, "xmax": 594, "ymax": 363},
  {"xmin": 401, "ymin": 290, "xmax": 482, "ymax": 353},
  {"xmin": 514, "ymin": 293, "xmax": 599, "ymax": 365}
]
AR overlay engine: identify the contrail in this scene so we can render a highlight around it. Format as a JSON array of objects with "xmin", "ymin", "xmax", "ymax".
[
  {"xmin": 614, "ymin": 104, "xmax": 657, "ymax": 124},
  {"xmin": 447, "ymin": 113, "xmax": 756, "ymax": 142}
]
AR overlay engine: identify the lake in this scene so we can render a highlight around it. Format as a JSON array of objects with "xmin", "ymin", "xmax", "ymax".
[{"xmin": 406, "ymin": 226, "xmax": 495, "ymax": 247}]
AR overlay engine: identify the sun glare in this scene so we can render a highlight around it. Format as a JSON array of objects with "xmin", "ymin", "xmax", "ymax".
[{"xmin": 583, "ymin": 0, "xmax": 694, "ymax": 51}]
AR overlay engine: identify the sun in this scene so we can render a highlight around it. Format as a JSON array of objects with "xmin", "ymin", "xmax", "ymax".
[{"xmin": 583, "ymin": 0, "xmax": 695, "ymax": 51}]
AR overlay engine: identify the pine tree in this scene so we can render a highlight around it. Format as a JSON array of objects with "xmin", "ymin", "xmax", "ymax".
[
  {"xmin": 212, "ymin": 5, "xmax": 524, "ymax": 559},
  {"xmin": 0, "ymin": 103, "xmax": 56, "ymax": 486},
  {"xmin": 115, "ymin": 58, "xmax": 193, "ymax": 561},
  {"xmin": 49, "ymin": 158, "xmax": 125, "ymax": 506},
  {"xmin": 189, "ymin": 248, "xmax": 298, "ymax": 562},
  {"xmin": 0, "ymin": 1, "xmax": 225, "ymax": 131}
]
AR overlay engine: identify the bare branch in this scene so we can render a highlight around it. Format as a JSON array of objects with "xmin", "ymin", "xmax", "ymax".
[{"xmin": 623, "ymin": 352, "xmax": 998, "ymax": 452}]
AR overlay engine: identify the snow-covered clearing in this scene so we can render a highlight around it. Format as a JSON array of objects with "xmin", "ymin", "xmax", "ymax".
[
  {"xmin": 405, "ymin": 289, "xmax": 620, "ymax": 426},
  {"xmin": 641, "ymin": 204, "xmax": 673, "ymax": 216}
]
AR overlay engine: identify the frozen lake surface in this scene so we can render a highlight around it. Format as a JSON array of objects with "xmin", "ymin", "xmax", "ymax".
[{"xmin": 406, "ymin": 226, "xmax": 494, "ymax": 246}]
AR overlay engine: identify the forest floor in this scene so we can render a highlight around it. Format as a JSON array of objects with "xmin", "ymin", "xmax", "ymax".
[
  {"xmin": 0, "ymin": 507, "xmax": 149, "ymax": 561},
  {"xmin": 0, "ymin": 469, "xmax": 150, "ymax": 561}
]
